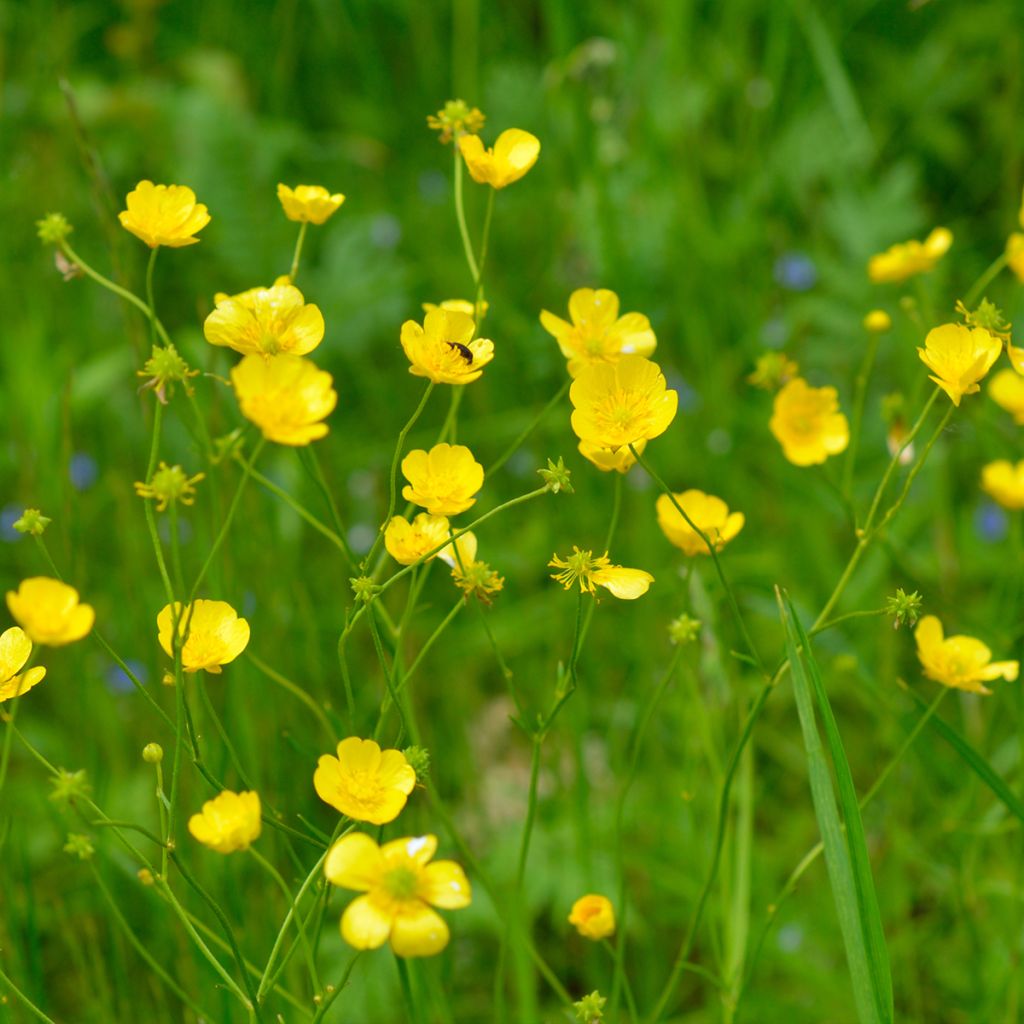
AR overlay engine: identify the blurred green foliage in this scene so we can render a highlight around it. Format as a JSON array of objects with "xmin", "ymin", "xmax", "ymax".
[{"xmin": 4, "ymin": 0, "xmax": 1024, "ymax": 1021}]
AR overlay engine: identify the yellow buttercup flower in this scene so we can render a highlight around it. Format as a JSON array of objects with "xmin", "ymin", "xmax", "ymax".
[
  {"xmin": 570, "ymin": 355, "xmax": 678, "ymax": 452},
  {"xmin": 549, "ymin": 547, "xmax": 653, "ymax": 599},
  {"xmin": 384, "ymin": 514, "xmax": 451, "ymax": 566},
  {"xmin": 277, "ymin": 183, "xmax": 345, "ymax": 225},
  {"xmin": 917, "ymin": 323, "xmax": 1001, "ymax": 406},
  {"xmin": 400, "ymin": 309, "xmax": 494, "ymax": 385},
  {"xmin": 656, "ymin": 490, "xmax": 745, "ymax": 557},
  {"xmin": 981, "ymin": 460, "xmax": 1024, "ymax": 510},
  {"xmin": 422, "ymin": 299, "xmax": 489, "ymax": 318},
  {"xmin": 568, "ymin": 894, "xmax": 615, "ymax": 940},
  {"xmin": 314, "ymin": 737, "xmax": 417, "ymax": 824},
  {"xmin": 458, "ymin": 128, "xmax": 540, "ymax": 189},
  {"xmin": 438, "ymin": 531, "xmax": 505, "ymax": 602},
  {"xmin": 578, "ymin": 438, "xmax": 644, "ymax": 474},
  {"xmin": 204, "ymin": 279, "xmax": 325, "ymax": 358},
  {"xmin": 188, "ymin": 790, "xmax": 261, "ymax": 853},
  {"xmin": 6, "ymin": 578, "xmax": 94, "ymax": 647},
  {"xmin": 1007, "ymin": 233, "xmax": 1024, "ymax": 283},
  {"xmin": 118, "ymin": 180, "xmax": 210, "ymax": 248},
  {"xmin": 0, "ymin": 627, "xmax": 46, "ymax": 703},
  {"xmin": 867, "ymin": 227, "xmax": 951, "ymax": 283},
  {"xmin": 769, "ymin": 378, "xmax": 849, "ymax": 466},
  {"xmin": 540, "ymin": 288, "xmax": 656, "ymax": 377},
  {"xmin": 989, "ymin": 369, "xmax": 1024, "ymax": 424},
  {"xmin": 863, "ymin": 310, "xmax": 892, "ymax": 333},
  {"xmin": 325, "ymin": 832, "xmax": 471, "ymax": 957},
  {"xmin": 914, "ymin": 615, "xmax": 1018, "ymax": 695},
  {"xmin": 231, "ymin": 353, "xmax": 337, "ymax": 445},
  {"xmin": 401, "ymin": 443, "xmax": 483, "ymax": 516},
  {"xmin": 157, "ymin": 600, "xmax": 250, "ymax": 674}
]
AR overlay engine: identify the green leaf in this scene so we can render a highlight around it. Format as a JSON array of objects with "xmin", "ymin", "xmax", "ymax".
[
  {"xmin": 778, "ymin": 592, "xmax": 887, "ymax": 1024},
  {"xmin": 904, "ymin": 686, "xmax": 1024, "ymax": 824},
  {"xmin": 787, "ymin": 596, "xmax": 893, "ymax": 1022}
]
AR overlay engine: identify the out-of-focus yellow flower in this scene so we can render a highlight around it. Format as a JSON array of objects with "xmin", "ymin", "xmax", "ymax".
[
  {"xmin": 747, "ymin": 352, "xmax": 798, "ymax": 391},
  {"xmin": 204, "ymin": 279, "xmax": 325, "ymax": 358},
  {"xmin": 325, "ymin": 832, "xmax": 471, "ymax": 957},
  {"xmin": 118, "ymin": 181, "xmax": 210, "ymax": 248},
  {"xmin": 458, "ymin": 129, "xmax": 540, "ymax": 189},
  {"xmin": 655, "ymin": 490, "xmax": 745, "ymax": 556},
  {"xmin": 570, "ymin": 355, "xmax": 678, "ymax": 452},
  {"xmin": 231, "ymin": 354, "xmax": 337, "ymax": 445},
  {"xmin": 769, "ymin": 378, "xmax": 849, "ymax": 466},
  {"xmin": 188, "ymin": 790, "xmax": 261, "ymax": 853},
  {"xmin": 914, "ymin": 615, "xmax": 1018, "ymax": 695},
  {"xmin": 427, "ymin": 99, "xmax": 485, "ymax": 144},
  {"xmin": 917, "ymin": 323, "xmax": 1001, "ymax": 406},
  {"xmin": 0, "ymin": 627, "xmax": 46, "ymax": 703},
  {"xmin": 540, "ymin": 288, "xmax": 656, "ymax": 377},
  {"xmin": 6, "ymin": 578, "xmax": 94, "ymax": 647},
  {"xmin": 989, "ymin": 369, "xmax": 1024, "ymax": 424},
  {"xmin": 568, "ymin": 894, "xmax": 615, "ymax": 940},
  {"xmin": 400, "ymin": 309, "xmax": 494, "ymax": 385},
  {"xmin": 401, "ymin": 444, "xmax": 483, "ymax": 516},
  {"xmin": 981, "ymin": 460, "xmax": 1024, "ymax": 510},
  {"xmin": 277, "ymin": 184, "xmax": 345, "ymax": 225},
  {"xmin": 384, "ymin": 514, "xmax": 451, "ymax": 566},
  {"xmin": 549, "ymin": 547, "xmax": 653, "ymax": 600},
  {"xmin": 863, "ymin": 310, "xmax": 892, "ymax": 333},
  {"xmin": 1007, "ymin": 233, "xmax": 1024, "ymax": 283},
  {"xmin": 438, "ymin": 531, "xmax": 505, "ymax": 602},
  {"xmin": 867, "ymin": 227, "xmax": 951, "ymax": 283},
  {"xmin": 157, "ymin": 600, "xmax": 250, "ymax": 674},
  {"xmin": 134, "ymin": 462, "xmax": 204, "ymax": 512},
  {"xmin": 422, "ymin": 299, "xmax": 489, "ymax": 318},
  {"xmin": 314, "ymin": 738, "xmax": 417, "ymax": 824},
  {"xmin": 578, "ymin": 438, "xmax": 644, "ymax": 474}
]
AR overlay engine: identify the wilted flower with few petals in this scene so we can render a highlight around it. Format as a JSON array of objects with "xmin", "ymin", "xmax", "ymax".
[
  {"xmin": 314, "ymin": 738, "xmax": 417, "ymax": 824},
  {"xmin": 914, "ymin": 615, "xmax": 1018, "ymax": 695},
  {"xmin": 6, "ymin": 578, "xmax": 94, "ymax": 647},
  {"xmin": 568, "ymin": 894, "xmax": 615, "ymax": 940},
  {"xmin": 277, "ymin": 184, "xmax": 345, "ymax": 225},
  {"xmin": 0, "ymin": 627, "xmax": 46, "ymax": 703},
  {"xmin": 134, "ymin": 462, "xmax": 204, "ymax": 512},
  {"xmin": 188, "ymin": 790, "xmax": 261, "ymax": 853},
  {"xmin": 157, "ymin": 600, "xmax": 250, "ymax": 674},
  {"xmin": 401, "ymin": 444, "xmax": 483, "ymax": 516},
  {"xmin": 384, "ymin": 514, "xmax": 451, "ymax": 566},
  {"xmin": 656, "ymin": 490, "xmax": 745, "ymax": 556},
  {"xmin": 118, "ymin": 181, "xmax": 210, "ymax": 248},
  {"xmin": 438, "ymin": 532, "xmax": 505, "ymax": 602},
  {"xmin": 917, "ymin": 323, "xmax": 1001, "ymax": 406},
  {"xmin": 570, "ymin": 355, "xmax": 678, "ymax": 452},
  {"xmin": 231, "ymin": 354, "xmax": 337, "ymax": 445},
  {"xmin": 747, "ymin": 352, "xmax": 798, "ymax": 390},
  {"xmin": 325, "ymin": 832, "xmax": 471, "ymax": 957},
  {"xmin": 981, "ymin": 460, "xmax": 1024, "ymax": 510},
  {"xmin": 549, "ymin": 547, "xmax": 653, "ymax": 600},
  {"xmin": 540, "ymin": 288, "xmax": 656, "ymax": 377},
  {"xmin": 205, "ymin": 279, "xmax": 325, "ymax": 358},
  {"xmin": 458, "ymin": 129, "xmax": 540, "ymax": 189},
  {"xmin": 400, "ymin": 309, "xmax": 494, "ymax": 385},
  {"xmin": 769, "ymin": 378, "xmax": 849, "ymax": 466},
  {"xmin": 12, "ymin": 509, "xmax": 51, "ymax": 537},
  {"xmin": 137, "ymin": 343, "xmax": 199, "ymax": 404},
  {"xmin": 427, "ymin": 99, "xmax": 485, "ymax": 143},
  {"xmin": 867, "ymin": 227, "xmax": 951, "ymax": 283}
]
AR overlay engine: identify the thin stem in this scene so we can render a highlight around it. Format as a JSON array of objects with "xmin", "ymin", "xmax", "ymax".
[
  {"xmin": 453, "ymin": 145, "xmax": 480, "ymax": 283},
  {"xmin": 362, "ymin": 381, "xmax": 435, "ymax": 570},
  {"xmin": 145, "ymin": 246, "xmax": 159, "ymax": 345},
  {"xmin": 247, "ymin": 653, "xmax": 335, "ymax": 740},
  {"xmin": 604, "ymin": 939, "xmax": 640, "ymax": 1024},
  {"xmin": 475, "ymin": 188, "xmax": 496, "ymax": 319},
  {"xmin": 290, "ymin": 221, "xmax": 309, "ymax": 281},
  {"xmin": 964, "ymin": 250, "xmax": 1010, "ymax": 309},
  {"xmin": 310, "ymin": 953, "xmax": 362, "ymax": 1023},
  {"xmin": 0, "ymin": 964, "xmax": 59, "ymax": 1024},
  {"xmin": 630, "ymin": 444, "xmax": 766, "ymax": 677},
  {"xmin": 842, "ymin": 327, "xmax": 882, "ymax": 500},
  {"xmin": 485, "ymin": 379, "xmax": 570, "ymax": 480}
]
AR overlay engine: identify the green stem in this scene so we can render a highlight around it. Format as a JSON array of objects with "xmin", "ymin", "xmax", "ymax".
[
  {"xmin": 290, "ymin": 221, "xmax": 309, "ymax": 281},
  {"xmin": 604, "ymin": 939, "xmax": 640, "ymax": 1024},
  {"xmin": 453, "ymin": 144, "xmax": 480, "ymax": 283},
  {"xmin": 362, "ymin": 381, "xmax": 435, "ymax": 571},
  {"xmin": 303, "ymin": 446, "xmax": 359, "ymax": 567},
  {"xmin": 0, "ymin": 964, "xmax": 59, "ymax": 1024},
  {"xmin": 485, "ymin": 379, "xmax": 570, "ymax": 480},
  {"xmin": 842, "ymin": 327, "xmax": 883, "ymax": 500},
  {"xmin": 310, "ymin": 953, "xmax": 362, "ymax": 1023},
  {"xmin": 145, "ymin": 247, "xmax": 159, "ymax": 345},
  {"xmin": 475, "ymin": 188, "xmax": 496, "ymax": 319},
  {"xmin": 396, "ymin": 955, "xmax": 424, "ymax": 1024},
  {"xmin": 629, "ymin": 444, "xmax": 766, "ymax": 677},
  {"xmin": 963, "ymin": 250, "xmax": 1010, "ymax": 309},
  {"xmin": 247, "ymin": 653, "xmax": 335, "ymax": 740}
]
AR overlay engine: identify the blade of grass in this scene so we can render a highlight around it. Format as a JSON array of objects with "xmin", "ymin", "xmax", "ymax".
[
  {"xmin": 778, "ymin": 590, "xmax": 883, "ymax": 1024},
  {"xmin": 787, "ymin": 595, "xmax": 893, "ymax": 1022}
]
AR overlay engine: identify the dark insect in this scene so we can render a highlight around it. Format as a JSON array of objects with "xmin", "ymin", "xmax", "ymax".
[{"xmin": 446, "ymin": 341, "xmax": 474, "ymax": 364}]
